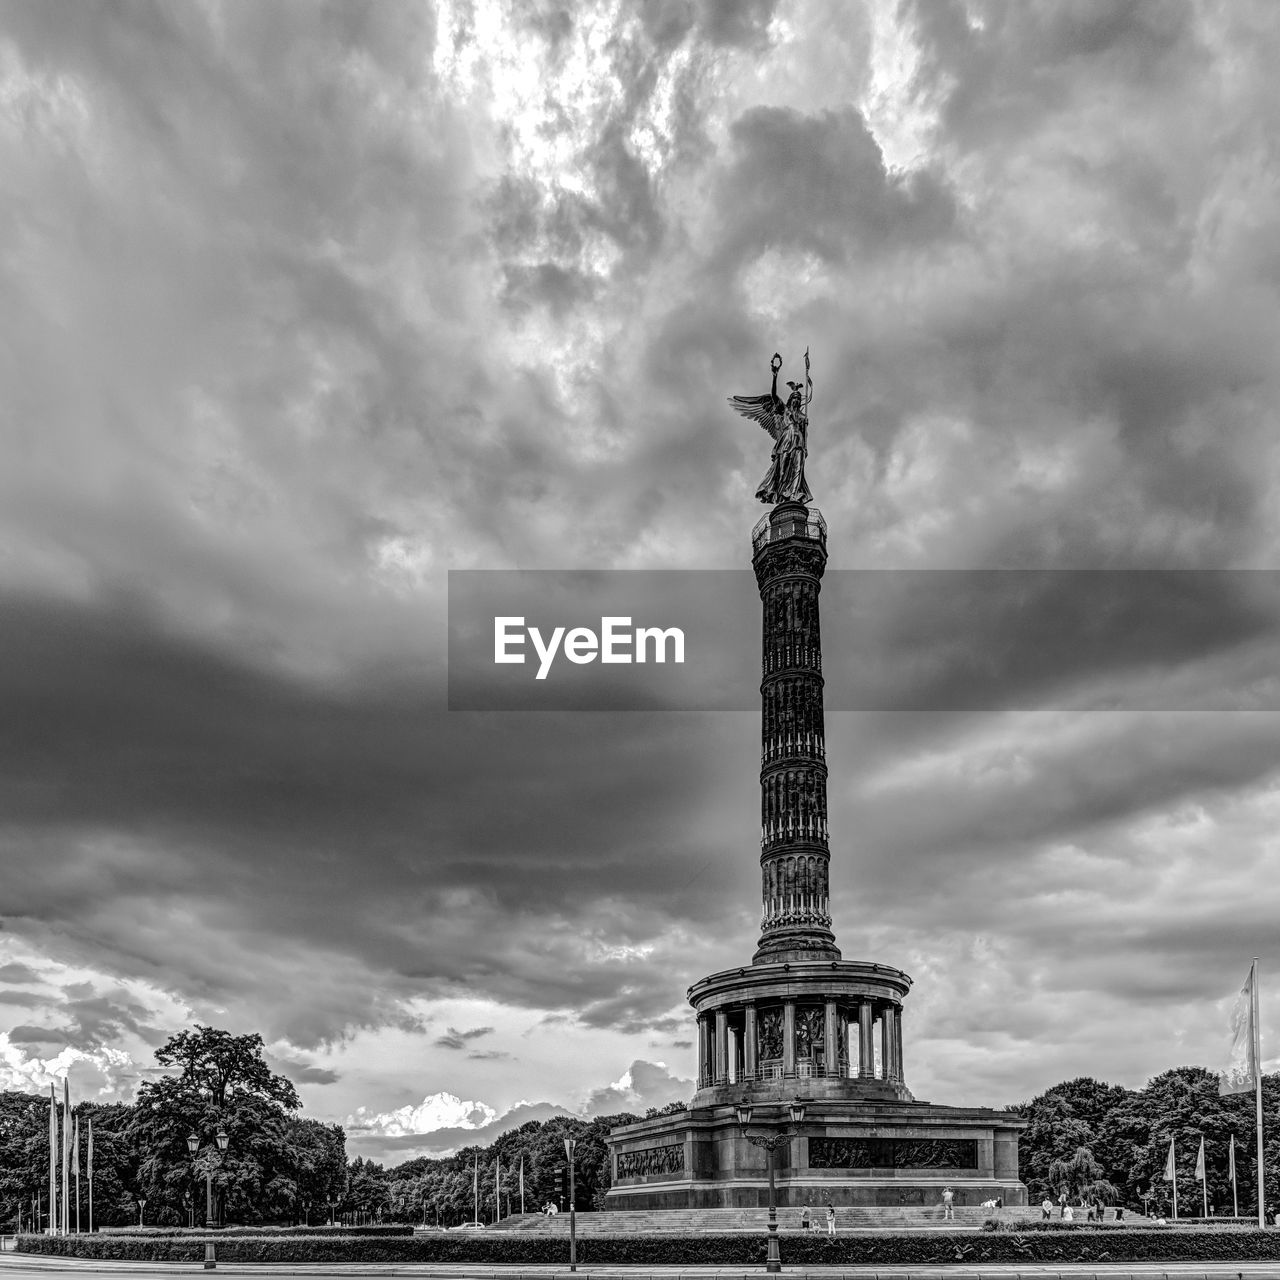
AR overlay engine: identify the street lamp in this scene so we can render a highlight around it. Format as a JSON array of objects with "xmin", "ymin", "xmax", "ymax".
[
  {"xmin": 737, "ymin": 1096, "xmax": 807, "ymax": 1275},
  {"xmin": 186, "ymin": 1127, "xmax": 229, "ymax": 1230},
  {"xmin": 563, "ymin": 1137, "xmax": 578, "ymax": 1273}
]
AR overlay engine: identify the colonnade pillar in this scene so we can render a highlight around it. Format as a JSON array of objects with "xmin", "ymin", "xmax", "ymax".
[
  {"xmin": 858, "ymin": 1001, "xmax": 874, "ymax": 1076},
  {"xmin": 715, "ymin": 1010, "xmax": 729, "ymax": 1084},
  {"xmin": 783, "ymin": 1001, "xmax": 796, "ymax": 1075},
  {"xmin": 744, "ymin": 1004, "xmax": 758, "ymax": 1079},
  {"xmin": 895, "ymin": 1007, "xmax": 904, "ymax": 1082},
  {"xmin": 882, "ymin": 1005, "xmax": 897, "ymax": 1080},
  {"xmin": 824, "ymin": 1000, "xmax": 838, "ymax": 1075}
]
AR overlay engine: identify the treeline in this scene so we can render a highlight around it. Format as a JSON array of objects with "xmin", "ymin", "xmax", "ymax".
[
  {"xmin": 1013, "ymin": 1067, "xmax": 1280, "ymax": 1215},
  {"xmin": 355, "ymin": 1103, "xmax": 688, "ymax": 1227},
  {"xmin": 0, "ymin": 1021, "xmax": 687, "ymax": 1231},
  {"xmin": 0, "ymin": 1026, "xmax": 346, "ymax": 1229}
]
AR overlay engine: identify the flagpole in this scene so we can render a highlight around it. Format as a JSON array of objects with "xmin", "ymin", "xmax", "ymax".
[
  {"xmin": 1231, "ymin": 1134, "xmax": 1239, "ymax": 1218},
  {"xmin": 48, "ymin": 1085, "xmax": 56, "ymax": 1236},
  {"xmin": 74, "ymin": 1115, "xmax": 80, "ymax": 1233},
  {"xmin": 62, "ymin": 1079, "xmax": 69, "ymax": 1236},
  {"xmin": 1200, "ymin": 1137, "xmax": 1207, "ymax": 1219},
  {"xmin": 88, "ymin": 1119, "xmax": 93, "ymax": 1235},
  {"xmin": 1253, "ymin": 957, "xmax": 1265, "ymax": 1229},
  {"xmin": 472, "ymin": 1153, "xmax": 478, "ymax": 1227}
]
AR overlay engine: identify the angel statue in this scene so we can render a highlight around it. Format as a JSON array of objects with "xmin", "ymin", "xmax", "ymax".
[{"xmin": 728, "ymin": 349, "xmax": 813, "ymax": 505}]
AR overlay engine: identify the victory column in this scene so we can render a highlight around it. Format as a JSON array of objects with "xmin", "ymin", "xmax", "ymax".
[{"xmin": 605, "ymin": 351, "xmax": 1025, "ymax": 1216}]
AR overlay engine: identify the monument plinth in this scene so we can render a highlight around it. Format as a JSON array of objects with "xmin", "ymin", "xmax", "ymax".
[{"xmin": 604, "ymin": 354, "xmax": 1026, "ymax": 1212}]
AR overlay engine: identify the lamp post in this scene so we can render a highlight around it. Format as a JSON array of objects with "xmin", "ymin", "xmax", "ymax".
[
  {"xmin": 185, "ymin": 1128, "xmax": 229, "ymax": 1229},
  {"xmin": 737, "ymin": 1097, "xmax": 807, "ymax": 1275},
  {"xmin": 563, "ymin": 1137, "xmax": 577, "ymax": 1273}
]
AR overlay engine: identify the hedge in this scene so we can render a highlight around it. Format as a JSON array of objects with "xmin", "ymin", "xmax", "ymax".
[
  {"xmin": 16, "ymin": 1228, "xmax": 1280, "ymax": 1265},
  {"xmin": 95, "ymin": 1225, "xmax": 412, "ymax": 1237}
]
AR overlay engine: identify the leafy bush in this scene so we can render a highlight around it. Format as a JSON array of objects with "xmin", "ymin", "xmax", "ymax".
[
  {"xmin": 17, "ymin": 1228, "xmax": 1280, "ymax": 1265},
  {"xmin": 95, "ymin": 1224, "xmax": 411, "ymax": 1236}
]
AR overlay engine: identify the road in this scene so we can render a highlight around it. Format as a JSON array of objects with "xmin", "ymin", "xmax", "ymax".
[{"xmin": 3, "ymin": 1253, "xmax": 1280, "ymax": 1280}]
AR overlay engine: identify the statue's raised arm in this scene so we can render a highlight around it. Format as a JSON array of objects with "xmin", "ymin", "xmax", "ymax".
[{"xmin": 728, "ymin": 349, "xmax": 813, "ymax": 506}]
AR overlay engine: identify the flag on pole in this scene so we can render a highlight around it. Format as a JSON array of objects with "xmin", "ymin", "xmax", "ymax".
[
  {"xmin": 519, "ymin": 1154, "xmax": 524, "ymax": 1207},
  {"xmin": 1220, "ymin": 967, "xmax": 1258, "ymax": 1094},
  {"xmin": 87, "ymin": 1120, "xmax": 93, "ymax": 1178},
  {"xmin": 1164, "ymin": 1136, "xmax": 1176, "ymax": 1180},
  {"xmin": 71, "ymin": 1117, "xmax": 79, "ymax": 1177},
  {"xmin": 1194, "ymin": 1136, "xmax": 1205, "ymax": 1182}
]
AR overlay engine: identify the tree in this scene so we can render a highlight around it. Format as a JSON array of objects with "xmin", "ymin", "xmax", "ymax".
[
  {"xmin": 130, "ymin": 1024, "xmax": 320, "ymax": 1224},
  {"xmin": 154, "ymin": 1027, "xmax": 300, "ymax": 1111},
  {"xmin": 1047, "ymin": 1145, "xmax": 1120, "ymax": 1206}
]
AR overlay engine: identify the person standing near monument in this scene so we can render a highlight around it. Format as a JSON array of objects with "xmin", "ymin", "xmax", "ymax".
[
  {"xmin": 825, "ymin": 1201, "xmax": 836, "ymax": 1234},
  {"xmin": 942, "ymin": 1186, "xmax": 955, "ymax": 1220}
]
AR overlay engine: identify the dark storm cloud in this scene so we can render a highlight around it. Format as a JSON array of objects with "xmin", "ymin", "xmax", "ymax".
[
  {"xmin": 279, "ymin": 1062, "xmax": 341, "ymax": 1086},
  {"xmin": 907, "ymin": 0, "xmax": 1199, "ymax": 145},
  {"xmin": 715, "ymin": 106, "xmax": 956, "ymax": 267},
  {"xmin": 0, "ymin": 991, "xmax": 42, "ymax": 1007},
  {"xmin": 0, "ymin": 963, "xmax": 43, "ymax": 985},
  {"xmin": 435, "ymin": 1026, "xmax": 495, "ymax": 1050},
  {"xmin": 8, "ymin": 1026, "xmax": 71, "ymax": 1048},
  {"xmin": 0, "ymin": 592, "xmax": 745, "ymax": 1041}
]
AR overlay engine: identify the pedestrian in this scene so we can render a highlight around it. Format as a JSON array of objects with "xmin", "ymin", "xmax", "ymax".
[
  {"xmin": 1041, "ymin": 1197, "xmax": 1052, "ymax": 1220},
  {"xmin": 941, "ymin": 1186, "xmax": 954, "ymax": 1221},
  {"xmin": 1063, "ymin": 1203, "xmax": 1074, "ymax": 1222},
  {"xmin": 1115, "ymin": 1207, "xmax": 1124, "ymax": 1222},
  {"xmin": 800, "ymin": 1203, "xmax": 810, "ymax": 1232},
  {"xmin": 825, "ymin": 1201, "xmax": 836, "ymax": 1235}
]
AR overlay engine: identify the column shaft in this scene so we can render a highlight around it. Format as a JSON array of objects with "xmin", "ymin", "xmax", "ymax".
[
  {"xmin": 823, "ymin": 1000, "xmax": 838, "ymax": 1077},
  {"xmin": 744, "ymin": 1005, "xmax": 758, "ymax": 1080},
  {"xmin": 783, "ymin": 1001, "xmax": 796, "ymax": 1076},
  {"xmin": 858, "ymin": 1001, "xmax": 874, "ymax": 1077},
  {"xmin": 883, "ymin": 1005, "xmax": 897, "ymax": 1080},
  {"xmin": 895, "ymin": 1007, "xmax": 904, "ymax": 1082},
  {"xmin": 878, "ymin": 1009, "xmax": 889, "ymax": 1080},
  {"xmin": 715, "ymin": 1010, "xmax": 729, "ymax": 1084}
]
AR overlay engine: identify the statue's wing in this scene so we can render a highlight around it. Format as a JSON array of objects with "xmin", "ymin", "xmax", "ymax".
[{"xmin": 727, "ymin": 393, "xmax": 783, "ymax": 440}]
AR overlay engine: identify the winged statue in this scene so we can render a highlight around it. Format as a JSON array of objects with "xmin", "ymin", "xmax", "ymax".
[{"xmin": 728, "ymin": 349, "xmax": 813, "ymax": 505}]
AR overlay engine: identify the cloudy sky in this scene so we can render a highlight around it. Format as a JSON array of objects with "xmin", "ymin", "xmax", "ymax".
[{"xmin": 4, "ymin": 0, "xmax": 1280, "ymax": 1167}]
